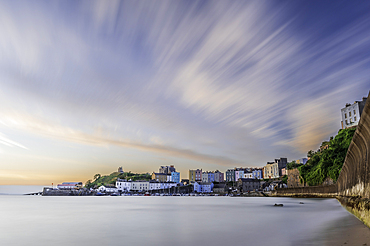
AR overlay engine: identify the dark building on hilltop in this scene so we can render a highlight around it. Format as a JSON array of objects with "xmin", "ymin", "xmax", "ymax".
[{"xmin": 275, "ymin": 158, "xmax": 287, "ymax": 176}]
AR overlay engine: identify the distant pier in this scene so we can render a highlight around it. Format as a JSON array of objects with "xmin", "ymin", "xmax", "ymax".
[{"xmin": 24, "ymin": 192, "xmax": 42, "ymax": 196}]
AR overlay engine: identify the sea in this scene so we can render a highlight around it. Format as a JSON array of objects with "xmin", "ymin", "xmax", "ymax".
[{"xmin": 0, "ymin": 186, "xmax": 368, "ymax": 246}]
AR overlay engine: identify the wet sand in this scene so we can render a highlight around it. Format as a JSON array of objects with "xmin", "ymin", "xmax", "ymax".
[
  {"xmin": 323, "ymin": 207, "xmax": 370, "ymax": 246},
  {"xmin": 326, "ymin": 223, "xmax": 370, "ymax": 246}
]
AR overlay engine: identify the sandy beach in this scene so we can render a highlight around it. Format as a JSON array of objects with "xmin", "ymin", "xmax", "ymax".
[{"xmin": 323, "ymin": 212, "xmax": 370, "ymax": 246}]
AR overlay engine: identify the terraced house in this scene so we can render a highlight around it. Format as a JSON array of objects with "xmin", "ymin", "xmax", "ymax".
[
  {"xmin": 189, "ymin": 169, "xmax": 202, "ymax": 182},
  {"xmin": 264, "ymin": 162, "xmax": 279, "ymax": 179},
  {"xmin": 226, "ymin": 169, "xmax": 235, "ymax": 182}
]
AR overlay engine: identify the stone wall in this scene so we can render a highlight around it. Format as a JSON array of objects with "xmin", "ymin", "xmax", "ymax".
[
  {"xmin": 42, "ymin": 187, "xmax": 91, "ymax": 196},
  {"xmin": 275, "ymin": 91, "xmax": 370, "ymax": 198},
  {"xmin": 287, "ymin": 168, "xmax": 305, "ymax": 188},
  {"xmin": 336, "ymin": 98, "xmax": 370, "ymax": 197}
]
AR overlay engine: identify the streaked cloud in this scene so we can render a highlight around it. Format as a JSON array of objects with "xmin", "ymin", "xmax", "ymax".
[
  {"xmin": 0, "ymin": 0, "xmax": 369, "ymax": 183},
  {"xmin": 0, "ymin": 133, "xmax": 28, "ymax": 150},
  {"xmin": 0, "ymin": 113, "xmax": 241, "ymax": 167}
]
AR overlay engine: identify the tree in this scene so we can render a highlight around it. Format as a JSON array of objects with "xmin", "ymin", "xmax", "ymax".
[
  {"xmin": 287, "ymin": 160, "xmax": 303, "ymax": 170},
  {"xmin": 85, "ymin": 180, "xmax": 93, "ymax": 189},
  {"xmin": 307, "ymin": 150, "xmax": 315, "ymax": 158},
  {"xmin": 94, "ymin": 173, "xmax": 101, "ymax": 181}
]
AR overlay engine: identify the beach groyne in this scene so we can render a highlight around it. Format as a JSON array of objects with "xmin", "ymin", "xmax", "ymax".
[{"xmin": 274, "ymin": 92, "xmax": 370, "ymax": 226}]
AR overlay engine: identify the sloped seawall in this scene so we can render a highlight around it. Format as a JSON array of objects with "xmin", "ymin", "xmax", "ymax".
[{"xmin": 274, "ymin": 92, "xmax": 370, "ymax": 226}]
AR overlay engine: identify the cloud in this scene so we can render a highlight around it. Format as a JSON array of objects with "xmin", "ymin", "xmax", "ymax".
[
  {"xmin": 0, "ymin": 0, "xmax": 369, "ymax": 173},
  {"xmin": 0, "ymin": 113, "xmax": 241, "ymax": 167},
  {"xmin": 0, "ymin": 133, "xmax": 28, "ymax": 150},
  {"xmin": 273, "ymin": 85, "xmax": 364, "ymax": 152},
  {"xmin": 145, "ymin": 1, "xmax": 370, "ymax": 153},
  {"xmin": 90, "ymin": 0, "xmax": 121, "ymax": 33}
]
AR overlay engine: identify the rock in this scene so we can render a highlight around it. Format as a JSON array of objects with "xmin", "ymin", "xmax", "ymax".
[
  {"xmin": 299, "ymin": 202, "xmax": 304, "ymax": 204},
  {"xmin": 274, "ymin": 203, "xmax": 283, "ymax": 207}
]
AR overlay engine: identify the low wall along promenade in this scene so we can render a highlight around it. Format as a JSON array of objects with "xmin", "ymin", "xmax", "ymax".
[{"xmin": 274, "ymin": 92, "xmax": 370, "ymax": 226}]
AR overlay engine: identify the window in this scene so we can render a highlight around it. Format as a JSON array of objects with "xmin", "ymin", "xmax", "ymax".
[
  {"xmin": 354, "ymin": 116, "xmax": 357, "ymax": 121},
  {"xmin": 345, "ymin": 113, "xmax": 347, "ymax": 118},
  {"xmin": 354, "ymin": 110, "xmax": 356, "ymax": 115},
  {"xmin": 345, "ymin": 120, "xmax": 348, "ymax": 125},
  {"xmin": 349, "ymin": 112, "xmax": 351, "ymax": 117}
]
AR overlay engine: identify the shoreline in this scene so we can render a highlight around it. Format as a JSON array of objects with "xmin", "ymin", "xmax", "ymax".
[
  {"xmin": 270, "ymin": 194, "xmax": 370, "ymax": 245},
  {"xmin": 272, "ymin": 191, "xmax": 370, "ymax": 231},
  {"xmin": 322, "ymin": 200, "xmax": 370, "ymax": 245},
  {"xmin": 324, "ymin": 221, "xmax": 370, "ymax": 245}
]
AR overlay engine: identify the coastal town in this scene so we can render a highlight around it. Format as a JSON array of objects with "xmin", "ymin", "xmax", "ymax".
[
  {"xmin": 45, "ymin": 161, "xmax": 289, "ymax": 196},
  {"xmin": 2, "ymin": 1, "xmax": 370, "ymax": 245},
  {"xmin": 41, "ymin": 157, "xmax": 311, "ymax": 196},
  {"xmin": 41, "ymin": 96, "xmax": 367, "ymax": 197}
]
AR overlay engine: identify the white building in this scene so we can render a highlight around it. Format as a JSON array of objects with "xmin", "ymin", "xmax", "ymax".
[
  {"xmin": 202, "ymin": 172, "xmax": 209, "ymax": 182},
  {"xmin": 264, "ymin": 162, "xmax": 279, "ymax": 179},
  {"xmin": 131, "ymin": 181, "xmax": 150, "ymax": 191},
  {"xmin": 341, "ymin": 97, "xmax": 367, "ymax": 129},
  {"xmin": 160, "ymin": 182, "xmax": 177, "ymax": 190},
  {"xmin": 150, "ymin": 181, "xmax": 162, "ymax": 190},
  {"xmin": 116, "ymin": 179, "xmax": 131, "ymax": 192},
  {"xmin": 57, "ymin": 182, "xmax": 83, "ymax": 190},
  {"xmin": 116, "ymin": 179, "xmax": 176, "ymax": 192},
  {"xmin": 243, "ymin": 173, "xmax": 253, "ymax": 179},
  {"xmin": 98, "ymin": 185, "xmax": 118, "ymax": 193},
  {"xmin": 235, "ymin": 169, "xmax": 244, "ymax": 181}
]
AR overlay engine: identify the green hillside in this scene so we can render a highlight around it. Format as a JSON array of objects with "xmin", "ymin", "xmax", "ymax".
[
  {"xmin": 298, "ymin": 127, "xmax": 356, "ymax": 186},
  {"xmin": 85, "ymin": 171, "xmax": 151, "ymax": 189}
]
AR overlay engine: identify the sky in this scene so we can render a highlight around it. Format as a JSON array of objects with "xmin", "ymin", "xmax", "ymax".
[{"xmin": 0, "ymin": 0, "xmax": 369, "ymax": 185}]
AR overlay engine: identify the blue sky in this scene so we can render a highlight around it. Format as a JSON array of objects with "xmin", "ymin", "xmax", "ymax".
[{"xmin": 0, "ymin": 0, "xmax": 369, "ymax": 184}]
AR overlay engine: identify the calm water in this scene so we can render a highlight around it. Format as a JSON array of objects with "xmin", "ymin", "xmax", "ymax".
[
  {"xmin": 0, "ymin": 195, "xmax": 367, "ymax": 246},
  {"xmin": 0, "ymin": 185, "xmax": 45, "ymax": 195}
]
